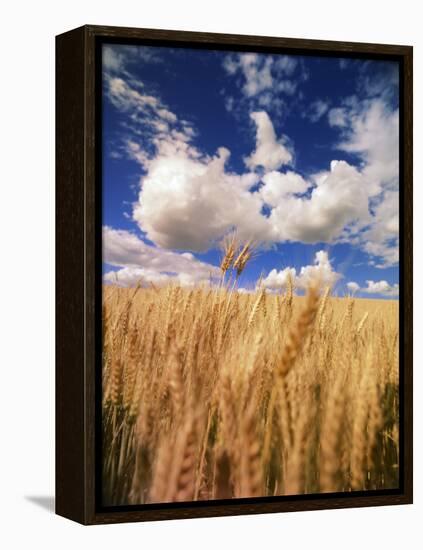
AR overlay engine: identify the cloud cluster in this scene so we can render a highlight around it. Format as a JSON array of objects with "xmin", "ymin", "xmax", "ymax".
[
  {"xmin": 222, "ymin": 52, "xmax": 298, "ymax": 98},
  {"xmin": 131, "ymin": 115, "xmax": 374, "ymax": 251},
  {"xmin": 122, "ymin": 83, "xmax": 376, "ymax": 252},
  {"xmin": 361, "ymin": 190, "xmax": 399, "ymax": 267},
  {"xmin": 103, "ymin": 226, "xmax": 220, "ymax": 287},
  {"xmin": 304, "ymin": 99, "xmax": 330, "ymax": 123},
  {"xmin": 120, "ymin": 89, "xmax": 397, "ymax": 266},
  {"xmin": 103, "ymin": 45, "xmax": 399, "ymax": 270},
  {"xmin": 132, "ymin": 146, "xmax": 267, "ymax": 250},
  {"xmin": 103, "ymin": 44, "xmax": 162, "ymax": 74},
  {"xmin": 329, "ymin": 97, "xmax": 399, "ymax": 266},
  {"xmin": 338, "ymin": 98, "xmax": 399, "ymax": 192},
  {"xmin": 244, "ymin": 111, "xmax": 292, "ymax": 171},
  {"xmin": 104, "ymin": 267, "xmax": 174, "ymax": 287},
  {"xmin": 267, "ymin": 160, "xmax": 371, "ymax": 243},
  {"xmin": 132, "ymin": 131, "xmax": 390, "ymax": 254},
  {"xmin": 259, "ymin": 171, "xmax": 309, "ymax": 206},
  {"xmin": 328, "ymin": 107, "xmax": 348, "ymax": 128},
  {"xmin": 357, "ymin": 60, "xmax": 399, "ymax": 103},
  {"xmin": 261, "ymin": 250, "xmax": 342, "ymax": 292},
  {"xmin": 103, "ymin": 50, "xmax": 197, "ymax": 166},
  {"xmin": 106, "ymin": 76, "xmax": 160, "ymax": 114},
  {"xmin": 221, "ymin": 52, "xmax": 307, "ymax": 118},
  {"xmin": 363, "ymin": 280, "xmax": 399, "ymax": 297},
  {"xmin": 346, "ymin": 279, "xmax": 399, "ymax": 297},
  {"xmin": 346, "ymin": 281, "xmax": 360, "ymax": 293}
]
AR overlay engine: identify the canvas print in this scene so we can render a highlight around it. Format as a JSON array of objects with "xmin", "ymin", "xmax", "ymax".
[{"xmin": 101, "ymin": 43, "xmax": 400, "ymax": 506}]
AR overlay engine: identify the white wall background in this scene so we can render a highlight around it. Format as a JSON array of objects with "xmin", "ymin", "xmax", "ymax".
[{"xmin": 0, "ymin": 0, "xmax": 420, "ymax": 548}]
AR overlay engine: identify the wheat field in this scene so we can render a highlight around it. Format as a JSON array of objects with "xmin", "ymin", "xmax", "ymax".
[{"xmin": 102, "ymin": 277, "xmax": 399, "ymax": 506}]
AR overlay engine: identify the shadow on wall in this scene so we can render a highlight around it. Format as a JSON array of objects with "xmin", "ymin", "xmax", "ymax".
[{"xmin": 25, "ymin": 496, "xmax": 55, "ymax": 513}]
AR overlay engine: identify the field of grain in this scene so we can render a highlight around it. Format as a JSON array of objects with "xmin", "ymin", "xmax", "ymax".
[{"xmin": 102, "ymin": 282, "xmax": 399, "ymax": 505}]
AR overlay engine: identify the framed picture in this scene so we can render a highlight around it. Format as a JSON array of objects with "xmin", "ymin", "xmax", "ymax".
[{"xmin": 56, "ymin": 25, "xmax": 413, "ymax": 525}]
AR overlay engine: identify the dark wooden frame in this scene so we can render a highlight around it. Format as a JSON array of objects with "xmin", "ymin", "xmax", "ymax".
[{"xmin": 56, "ymin": 24, "xmax": 413, "ymax": 525}]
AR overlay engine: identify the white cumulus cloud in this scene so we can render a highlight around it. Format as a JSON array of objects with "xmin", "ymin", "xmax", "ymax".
[
  {"xmin": 331, "ymin": 97, "xmax": 399, "ymax": 266},
  {"xmin": 103, "ymin": 226, "xmax": 220, "ymax": 287},
  {"xmin": 338, "ymin": 98, "xmax": 399, "ymax": 192},
  {"xmin": 132, "ymin": 147, "xmax": 268, "ymax": 251},
  {"xmin": 260, "ymin": 267, "xmax": 297, "ymax": 292},
  {"xmin": 260, "ymin": 171, "xmax": 309, "ymax": 206},
  {"xmin": 347, "ymin": 281, "xmax": 360, "ymax": 293},
  {"xmin": 363, "ymin": 280, "xmax": 399, "ymax": 297},
  {"xmin": 346, "ymin": 279, "xmax": 399, "ymax": 297},
  {"xmin": 261, "ymin": 250, "xmax": 341, "ymax": 292},
  {"xmin": 268, "ymin": 160, "xmax": 370, "ymax": 243},
  {"xmin": 244, "ymin": 111, "xmax": 292, "ymax": 171},
  {"xmin": 105, "ymin": 51, "xmax": 399, "ymax": 271}
]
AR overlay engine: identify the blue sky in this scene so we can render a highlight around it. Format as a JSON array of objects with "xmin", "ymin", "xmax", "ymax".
[{"xmin": 102, "ymin": 44, "xmax": 400, "ymax": 298}]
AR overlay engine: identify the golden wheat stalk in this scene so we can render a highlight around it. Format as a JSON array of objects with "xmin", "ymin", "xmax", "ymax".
[
  {"xmin": 102, "ymin": 279, "xmax": 399, "ymax": 505},
  {"xmin": 276, "ymin": 285, "xmax": 320, "ymax": 379}
]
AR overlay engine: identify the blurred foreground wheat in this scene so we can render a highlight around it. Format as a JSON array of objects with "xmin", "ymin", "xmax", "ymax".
[{"xmin": 102, "ymin": 278, "xmax": 399, "ymax": 505}]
